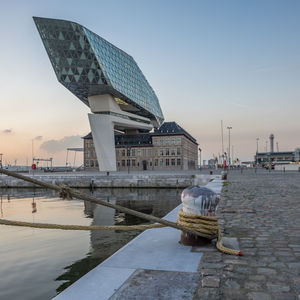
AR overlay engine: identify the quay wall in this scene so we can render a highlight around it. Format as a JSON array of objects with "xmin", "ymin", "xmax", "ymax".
[
  {"xmin": 0, "ymin": 172, "xmax": 212, "ymax": 189},
  {"xmin": 274, "ymin": 164, "xmax": 300, "ymax": 171}
]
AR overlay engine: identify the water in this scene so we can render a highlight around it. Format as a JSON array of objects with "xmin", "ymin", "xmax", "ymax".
[{"xmin": 0, "ymin": 188, "xmax": 181, "ymax": 300}]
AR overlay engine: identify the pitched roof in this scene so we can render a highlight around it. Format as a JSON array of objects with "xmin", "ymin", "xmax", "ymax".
[
  {"xmin": 153, "ymin": 122, "xmax": 197, "ymax": 144},
  {"xmin": 82, "ymin": 132, "xmax": 93, "ymax": 139}
]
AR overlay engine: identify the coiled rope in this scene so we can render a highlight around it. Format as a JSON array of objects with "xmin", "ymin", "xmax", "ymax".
[{"xmin": 178, "ymin": 209, "xmax": 243, "ymax": 256}]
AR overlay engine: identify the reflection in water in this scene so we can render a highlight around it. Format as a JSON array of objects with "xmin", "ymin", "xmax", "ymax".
[
  {"xmin": 0, "ymin": 187, "xmax": 181, "ymax": 300},
  {"xmin": 55, "ymin": 188, "xmax": 181, "ymax": 293}
]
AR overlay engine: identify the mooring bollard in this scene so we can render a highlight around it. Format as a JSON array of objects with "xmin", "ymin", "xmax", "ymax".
[
  {"xmin": 180, "ymin": 186, "xmax": 219, "ymax": 246},
  {"xmin": 221, "ymin": 170, "xmax": 227, "ymax": 180}
]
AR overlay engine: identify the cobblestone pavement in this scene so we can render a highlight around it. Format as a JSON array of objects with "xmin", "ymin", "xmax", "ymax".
[{"xmin": 195, "ymin": 169, "xmax": 300, "ymax": 300}]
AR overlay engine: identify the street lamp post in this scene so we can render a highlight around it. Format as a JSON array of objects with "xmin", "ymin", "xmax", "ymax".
[
  {"xmin": 227, "ymin": 126, "xmax": 232, "ymax": 166},
  {"xmin": 0, "ymin": 153, "xmax": 3, "ymax": 168},
  {"xmin": 256, "ymin": 138, "xmax": 259, "ymax": 166},
  {"xmin": 199, "ymin": 148, "xmax": 202, "ymax": 171}
]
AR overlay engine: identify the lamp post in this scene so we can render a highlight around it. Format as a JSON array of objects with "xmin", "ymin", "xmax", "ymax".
[
  {"xmin": 0, "ymin": 153, "xmax": 3, "ymax": 168},
  {"xmin": 199, "ymin": 148, "xmax": 202, "ymax": 171},
  {"xmin": 227, "ymin": 126, "xmax": 232, "ymax": 166},
  {"xmin": 256, "ymin": 138, "xmax": 259, "ymax": 166}
]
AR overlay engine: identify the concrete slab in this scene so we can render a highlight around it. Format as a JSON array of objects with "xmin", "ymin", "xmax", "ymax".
[
  {"xmin": 110, "ymin": 269, "xmax": 201, "ymax": 300},
  {"xmin": 101, "ymin": 226, "xmax": 202, "ymax": 273},
  {"xmin": 222, "ymin": 237, "xmax": 240, "ymax": 251},
  {"xmin": 53, "ymin": 266, "xmax": 135, "ymax": 300}
]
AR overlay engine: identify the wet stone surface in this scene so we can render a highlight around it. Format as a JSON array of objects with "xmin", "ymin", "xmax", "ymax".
[{"xmin": 195, "ymin": 170, "xmax": 300, "ymax": 299}]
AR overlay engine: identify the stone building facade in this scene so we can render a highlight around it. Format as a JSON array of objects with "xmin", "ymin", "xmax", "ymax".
[{"xmin": 83, "ymin": 122, "xmax": 198, "ymax": 171}]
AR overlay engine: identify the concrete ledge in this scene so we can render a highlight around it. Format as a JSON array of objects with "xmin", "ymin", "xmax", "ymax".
[{"xmin": 0, "ymin": 173, "xmax": 213, "ymax": 189}]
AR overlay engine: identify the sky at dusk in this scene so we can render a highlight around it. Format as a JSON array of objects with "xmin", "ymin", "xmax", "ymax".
[{"xmin": 0, "ymin": 0, "xmax": 299, "ymax": 166}]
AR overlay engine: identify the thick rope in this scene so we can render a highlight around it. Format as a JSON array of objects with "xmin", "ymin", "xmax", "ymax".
[
  {"xmin": 177, "ymin": 209, "xmax": 243, "ymax": 256},
  {"xmin": 0, "ymin": 218, "xmax": 165, "ymax": 231},
  {"xmin": 0, "ymin": 169, "xmax": 242, "ymax": 256}
]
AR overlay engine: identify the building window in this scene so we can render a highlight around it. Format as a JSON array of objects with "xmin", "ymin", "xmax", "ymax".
[
  {"xmin": 177, "ymin": 158, "xmax": 181, "ymax": 165},
  {"xmin": 171, "ymin": 158, "xmax": 175, "ymax": 166},
  {"xmin": 160, "ymin": 149, "xmax": 164, "ymax": 156},
  {"xmin": 160, "ymin": 159, "xmax": 163, "ymax": 166},
  {"xmin": 166, "ymin": 138, "xmax": 169, "ymax": 145},
  {"xmin": 118, "ymin": 161, "xmax": 120, "ymax": 167},
  {"xmin": 166, "ymin": 159, "xmax": 169, "ymax": 166},
  {"xmin": 176, "ymin": 137, "xmax": 181, "ymax": 145},
  {"xmin": 121, "ymin": 160, "xmax": 125, "ymax": 166},
  {"xmin": 154, "ymin": 159, "xmax": 158, "ymax": 166},
  {"xmin": 171, "ymin": 137, "xmax": 175, "ymax": 145},
  {"xmin": 177, "ymin": 148, "xmax": 181, "ymax": 155},
  {"xmin": 122, "ymin": 150, "xmax": 125, "ymax": 156},
  {"xmin": 95, "ymin": 161, "xmax": 99, "ymax": 167},
  {"xmin": 153, "ymin": 139, "xmax": 158, "ymax": 145},
  {"xmin": 127, "ymin": 149, "xmax": 130, "ymax": 156},
  {"xmin": 137, "ymin": 150, "xmax": 141, "ymax": 156},
  {"xmin": 160, "ymin": 138, "xmax": 163, "ymax": 145},
  {"xmin": 127, "ymin": 159, "xmax": 130, "ymax": 166},
  {"xmin": 90, "ymin": 160, "xmax": 94, "ymax": 167},
  {"xmin": 166, "ymin": 148, "xmax": 169, "ymax": 155},
  {"xmin": 131, "ymin": 149, "xmax": 136, "ymax": 156},
  {"xmin": 132, "ymin": 159, "xmax": 136, "ymax": 167},
  {"xmin": 148, "ymin": 149, "xmax": 152, "ymax": 156},
  {"xmin": 171, "ymin": 149, "xmax": 175, "ymax": 155},
  {"xmin": 150, "ymin": 161, "xmax": 152, "ymax": 166}
]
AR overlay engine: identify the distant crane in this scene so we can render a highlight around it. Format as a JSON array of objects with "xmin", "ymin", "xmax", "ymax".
[{"xmin": 33, "ymin": 158, "xmax": 53, "ymax": 168}]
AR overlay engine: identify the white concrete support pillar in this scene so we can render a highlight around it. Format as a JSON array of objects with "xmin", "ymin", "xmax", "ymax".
[
  {"xmin": 88, "ymin": 113, "xmax": 116, "ymax": 172},
  {"xmin": 88, "ymin": 94, "xmax": 153, "ymax": 172}
]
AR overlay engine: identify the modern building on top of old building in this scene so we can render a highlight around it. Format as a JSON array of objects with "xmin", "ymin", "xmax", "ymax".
[
  {"xmin": 83, "ymin": 122, "xmax": 198, "ymax": 171},
  {"xmin": 34, "ymin": 16, "xmax": 164, "ymax": 172}
]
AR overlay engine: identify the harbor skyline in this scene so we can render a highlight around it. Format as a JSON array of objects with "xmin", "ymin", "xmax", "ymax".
[{"xmin": 0, "ymin": 0, "xmax": 299, "ymax": 165}]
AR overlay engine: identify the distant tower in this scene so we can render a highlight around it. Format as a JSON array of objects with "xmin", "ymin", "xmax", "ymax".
[{"xmin": 269, "ymin": 134, "xmax": 274, "ymax": 153}]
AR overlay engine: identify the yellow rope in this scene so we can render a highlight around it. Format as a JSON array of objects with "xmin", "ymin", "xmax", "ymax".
[
  {"xmin": 177, "ymin": 209, "xmax": 243, "ymax": 256},
  {"xmin": 0, "ymin": 211, "xmax": 242, "ymax": 255},
  {"xmin": 0, "ymin": 218, "xmax": 165, "ymax": 231}
]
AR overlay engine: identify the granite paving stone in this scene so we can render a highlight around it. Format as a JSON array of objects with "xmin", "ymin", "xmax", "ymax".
[{"xmin": 195, "ymin": 170, "xmax": 300, "ymax": 300}]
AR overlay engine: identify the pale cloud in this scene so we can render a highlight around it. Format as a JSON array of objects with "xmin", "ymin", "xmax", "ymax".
[
  {"xmin": 2, "ymin": 129, "xmax": 13, "ymax": 134},
  {"xmin": 40, "ymin": 135, "xmax": 82, "ymax": 153}
]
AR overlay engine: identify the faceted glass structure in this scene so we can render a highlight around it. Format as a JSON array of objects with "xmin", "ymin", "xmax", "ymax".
[{"xmin": 33, "ymin": 17, "xmax": 164, "ymax": 125}]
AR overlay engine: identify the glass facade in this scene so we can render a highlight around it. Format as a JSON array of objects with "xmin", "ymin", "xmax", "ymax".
[{"xmin": 33, "ymin": 17, "xmax": 164, "ymax": 125}]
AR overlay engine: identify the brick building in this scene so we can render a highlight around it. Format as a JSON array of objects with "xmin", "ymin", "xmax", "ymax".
[{"xmin": 83, "ymin": 122, "xmax": 198, "ymax": 171}]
